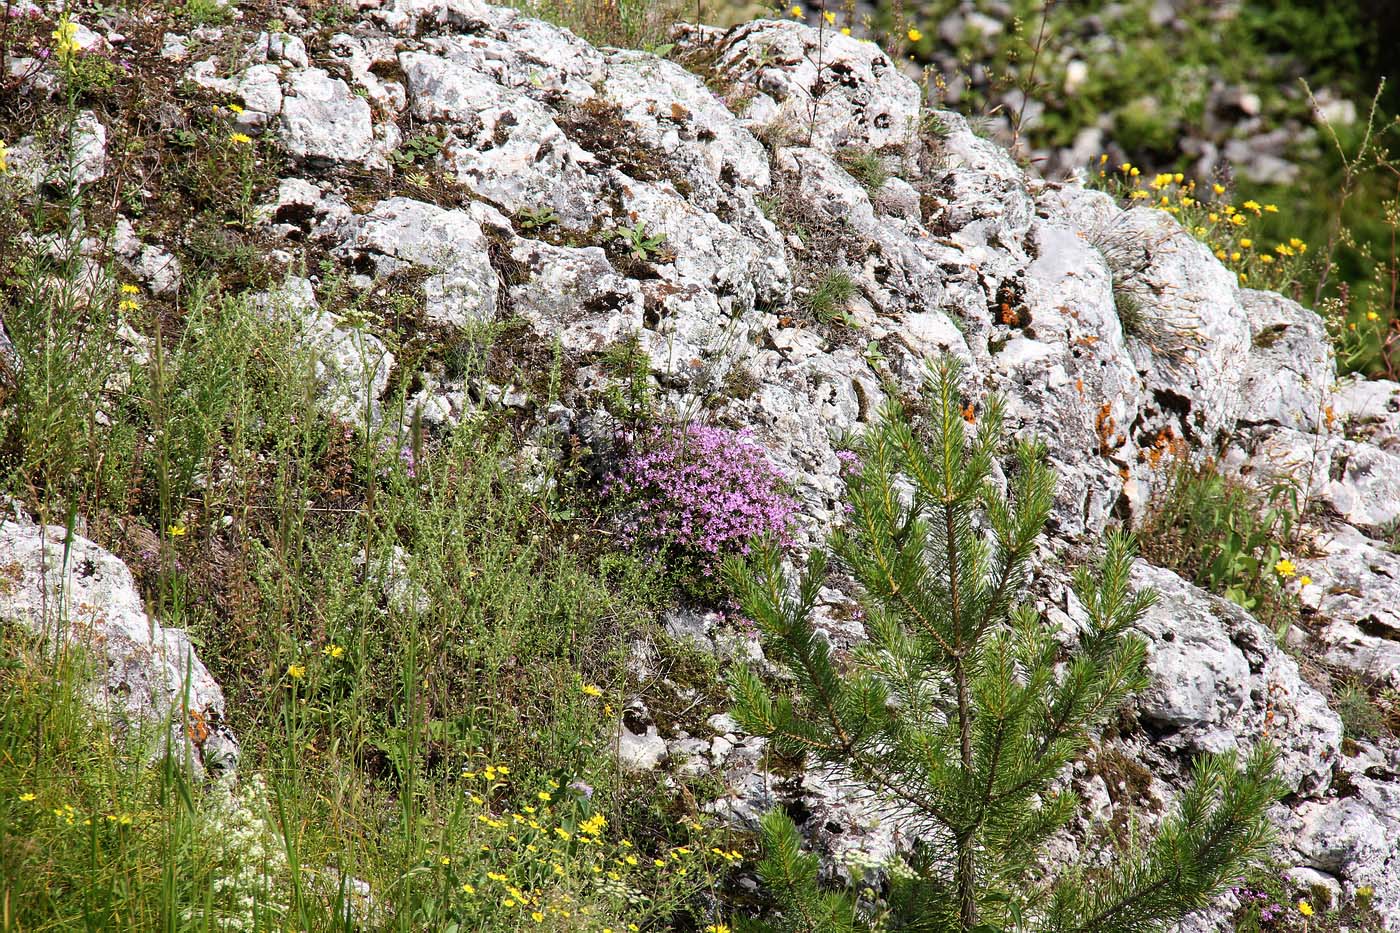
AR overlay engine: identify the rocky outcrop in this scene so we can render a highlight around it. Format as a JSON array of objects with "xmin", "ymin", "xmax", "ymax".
[
  {"xmin": 0, "ymin": 511, "xmax": 237, "ymax": 778},
  {"xmin": 16, "ymin": 0, "xmax": 1400, "ymax": 925}
]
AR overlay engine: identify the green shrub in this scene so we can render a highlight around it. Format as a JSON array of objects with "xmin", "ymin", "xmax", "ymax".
[{"xmin": 1139, "ymin": 459, "xmax": 1303, "ymax": 634}]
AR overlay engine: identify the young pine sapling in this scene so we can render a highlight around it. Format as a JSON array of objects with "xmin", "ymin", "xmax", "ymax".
[{"xmin": 726, "ymin": 357, "xmax": 1281, "ymax": 933}]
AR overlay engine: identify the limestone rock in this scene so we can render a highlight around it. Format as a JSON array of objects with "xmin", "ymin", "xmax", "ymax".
[
  {"xmin": 1237, "ymin": 289, "xmax": 1334, "ymax": 431},
  {"xmin": 254, "ymin": 277, "xmax": 394, "ymax": 426},
  {"xmin": 698, "ymin": 20, "xmax": 923, "ymax": 153},
  {"xmin": 1129, "ymin": 562, "xmax": 1341, "ymax": 796},
  {"xmin": 279, "ymin": 67, "xmax": 380, "ymax": 166},
  {"xmin": 0, "ymin": 515, "xmax": 237, "ymax": 777},
  {"xmin": 335, "ymin": 197, "xmax": 498, "ymax": 329}
]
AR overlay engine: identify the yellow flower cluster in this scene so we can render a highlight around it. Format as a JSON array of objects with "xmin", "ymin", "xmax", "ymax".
[
  {"xmin": 15, "ymin": 793, "xmax": 135, "ymax": 827},
  {"xmin": 118, "ymin": 282, "xmax": 141, "ymax": 314},
  {"xmin": 448, "ymin": 764, "xmax": 742, "ymax": 930},
  {"xmin": 1096, "ymin": 157, "xmax": 1308, "ymax": 293}
]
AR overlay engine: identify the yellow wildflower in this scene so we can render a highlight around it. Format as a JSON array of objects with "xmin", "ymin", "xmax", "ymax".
[
  {"xmin": 167, "ymin": 522, "xmax": 187, "ymax": 537},
  {"xmin": 1119, "ymin": 162, "xmax": 1133, "ymax": 174},
  {"xmin": 0, "ymin": 139, "xmax": 7, "ymax": 174},
  {"xmin": 1240, "ymin": 238, "xmax": 1253, "ymax": 249},
  {"xmin": 1209, "ymin": 212, "xmax": 1220, "ymax": 223},
  {"xmin": 537, "ymin": 791, "xmax": 551, "ymax": 802},
  {"xmin": 532, "ymin": 913, "xmax": 545, "ymax": 923},
  {"xmin": 1231, "ymin": 214, "xmax": 1246, "ymax": 226},
  {"xmin": 1289, "ymin": 237, "xmax": 1306, "ymax": 251},
  {"xmin": 1264, "ymin": 204, "xmax": 1278, "ymax": 213},
  {"xmin": 1274, "ymin": 558, "xmax": 1296, "ymax": 578},
  {"xmin": 840, "ymin": 26, "xmax": 851, "ymax": 35},
  {"xmin": 907, "ymin": 27, "xmax": 922, "ymax": 42},
  {"xmin": 229, "ymin": 103, "xmax": 244, "ymax": 114},
  {"xmin": 706, "ymin": 926, "xmax": 733, "ymax": 933},
  {"xmin": 1259, "ymin": 254, "xmax": 1274, "ymax": 264},
  {"xmin": 440, "ymin": 856, "xmax": 451, "ymax": 865},
  {"xmin": 287, "ymin": 664, "xmax": 306, "ymax": 679},
  {"xmin": 788, "ymin": 5, "xmax": 802, "ymax": 16},
  {"xmin": 1230, "ymin": 252, "xmax": 1242, "ymax": 262},
  {"xmin": 487, "ymin": 872, "xmax": 508, "ymax": 882},
  {"xmin": 1129, "ymin": 166, "xmax": 1140, "ymax": 177},
  {"xmin": 1242, "ymin": 199, "xmax": 1262, "ymax": 213},
  {"xmin": 1212, "ymin": 183, "xmax": 1226, "ymax": 195},
  {"xmin": 1298, "ymin": 575, "xmax": 1312, "ymax": 587},
  {"xmin": 52, "ymin": 18, "xmax": 79, "ymax": 55},
  {"xmin": 118, "ymin": 299, "xmax": 141, "ymax": 313},
  {"xmin": 1368, "ymin": 311, "xmax": 1380, "ymax": 321},
  {"xmin": 1129, "ymin": 190, "xmax": 1149, "ymax": 200},
  {"xmin": 581, "ymin": 683, "xmax": 603, "ymax": 697},
  {"xmin": 229, "ymin": 133, "xmax": 253, "ymax": 145},
  {"xmin": 1298, "ymin": 900, "xmax": 1314, "ymax": 917},
  {"xmin": 462, "ymin": 883, "xmax": 476, "ymax": 894},
  {"xmin": 323, "ymin": 644, "xmax": 344, "ymax": 659},
  {"xmin": 19, "ymin": 793, "xmax": 36, "ymax": 802},
  {"xmin": 822, "ymin": 10, "xmax": 835, "ymax": 24},
  {"xmin": 120, "ymin": 283, "xmax": 140, "ymax": 294},
  {"xmin": 1173, "ymin": 172, "xmax": 1184, "ymax": 183},
  {"xmin": 1358, "ymin": 885, "xmax": 1375, "ymax": 897}
]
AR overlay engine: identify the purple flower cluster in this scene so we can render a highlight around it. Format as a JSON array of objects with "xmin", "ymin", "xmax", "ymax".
[
  {"xmin": 1231, "ymin": 884, "xmax": 1286, "ymax": 928},
  {"xmin": 608, "ymin": 424, "xmax": 797, "ymax": 579}
]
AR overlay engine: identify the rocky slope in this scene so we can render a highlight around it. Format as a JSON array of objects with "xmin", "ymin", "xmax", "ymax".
[{"xmin": 1, "ymin": 0, "xmax": 1398, "ymax": 927}]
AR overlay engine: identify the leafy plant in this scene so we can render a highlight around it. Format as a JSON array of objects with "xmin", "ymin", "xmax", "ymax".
[
  {"xmin": 1140, "ymin": 459, "xmax": 1303, "ymax": 631},
  {"xmin": 611, "ymin": 221, "xmax": 667, "ymax": 261},
  {"xmin": 178, "ymin": 0, "xmax": 235, "ymax": 26},
  {"xmin": 736, "ymin": 810, "xmax": 861, "ymax": 933},
  {"xmin": 389, "ymin": 132, "xmax": 445, "ymax": 170},
  {"xmin": 517, "ymin": 205, "xmax": 560, "ymax": 231},
  {"xmin": 726, "ymin": 357, "xmax": 1282, "ymax": 933},
  {"xmin": 1334, "ymin": 679, "xmax": 1387, "ymax": 740}
]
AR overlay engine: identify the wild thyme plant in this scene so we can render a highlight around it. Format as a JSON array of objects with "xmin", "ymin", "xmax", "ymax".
[
  {"xmin": 608, "ymin": 423, "xmax": 797, "ymax": 594},
  {"xmin": 726, "ymin": 358, "xmax": 1281, "ymax": 933}
]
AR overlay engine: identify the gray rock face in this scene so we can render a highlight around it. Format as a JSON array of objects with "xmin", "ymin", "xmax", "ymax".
[
  {"xmin": 1237, "ymin": 289, "xmax": 1334, "ymax": 431},
  {"xmin": 1285, "ymin": 775, "xmax": 1400, "ymax": 922},
  {"xmin": 1322, "ymin": 439, "xmax": 1400, "ymax": 535},
  {"xmin": 279, "ymin": 68, "xmax": 380, "ymax": 166},
  {"xmin": 0, "ymin": 515, "xmax": 237, "ymax": 777},
  {"xmin": 700, "ymin": 20, "xmax": 923, "ymax": 153},
  {"xmin": 1334, "ymin": 376, "xmax": 1400, "ymax": 452},
  {"xmin": 602, "ymin": 50, "xmax": 771, "ymax": 191},
  {"xmin": 1129, "ymin": 562, "xmax": 1341, "ymax": 796},
  {"xmin": 335, "ymin": 197, "xmax": 498, "ymax": 328},
  {"xmin": 507, "ymin": 240, "xmax": 642, "ymax": 353}
]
